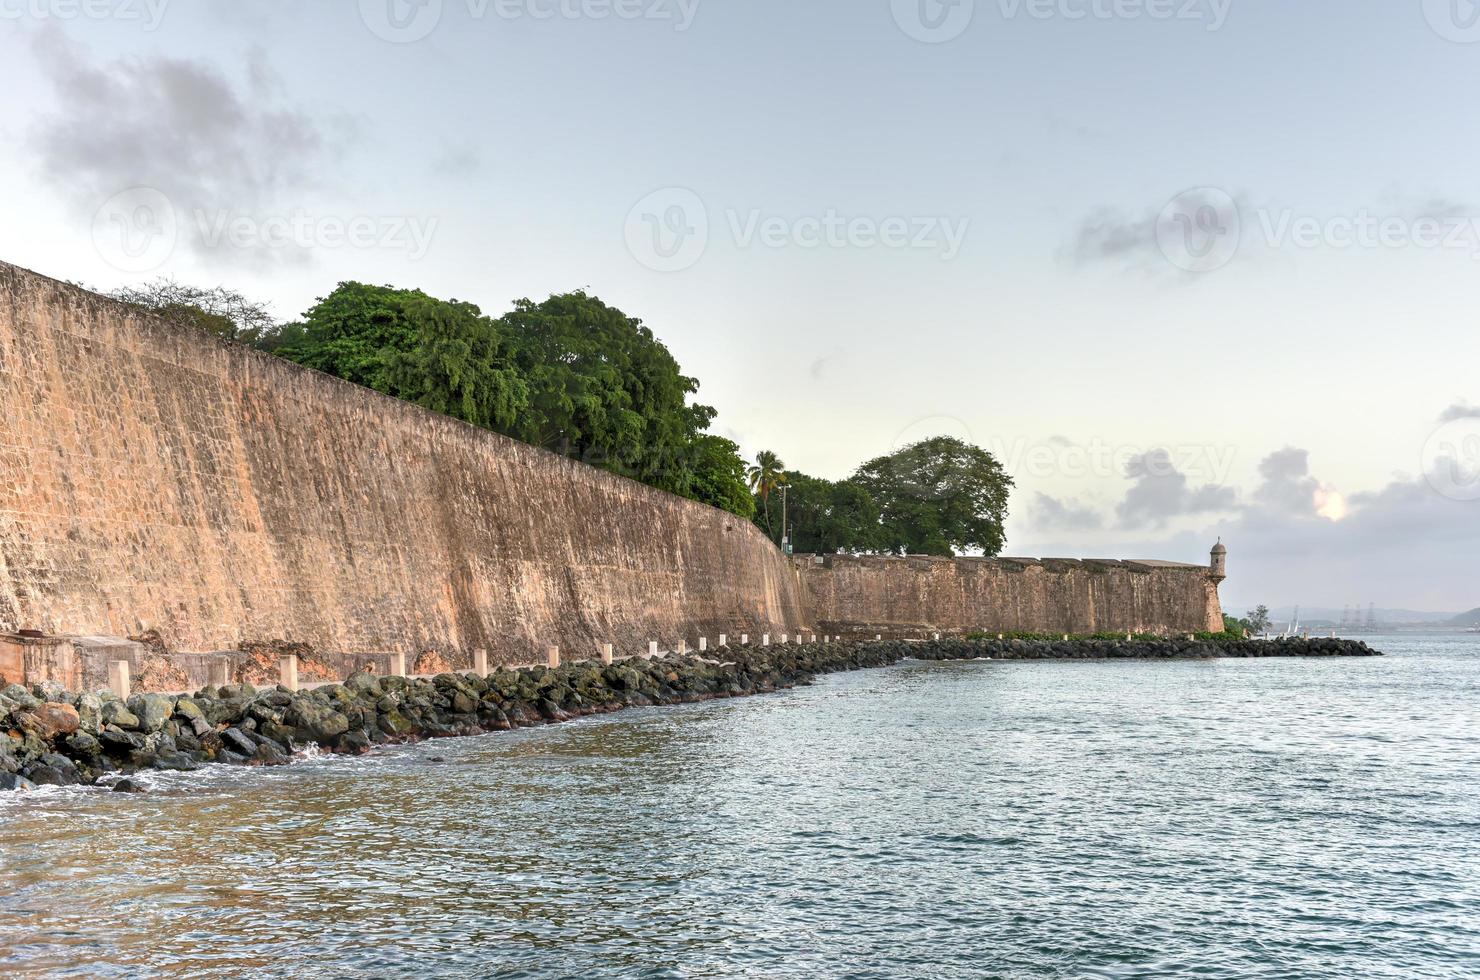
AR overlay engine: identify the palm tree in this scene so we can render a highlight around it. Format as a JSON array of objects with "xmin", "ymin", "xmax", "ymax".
[{"xmin": 747, "ymin": 450, "xmax": 787, "ymax": 539}]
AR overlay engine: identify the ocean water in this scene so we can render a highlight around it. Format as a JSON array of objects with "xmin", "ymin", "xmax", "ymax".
[{"xmin": 2, "ymin": 633, "xmax": 1477, "ymax": 979}]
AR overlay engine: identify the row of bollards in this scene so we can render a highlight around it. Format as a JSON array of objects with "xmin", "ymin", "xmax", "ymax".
[{"xmin": 104, "ymin": 632, "xmax": 869, "ymax": 698}]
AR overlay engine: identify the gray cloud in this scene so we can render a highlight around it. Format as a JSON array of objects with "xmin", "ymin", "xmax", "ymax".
[
  {"xmin": 30, "ymin": 32, "xmax": 350, "ymax": 267},
  {"xmin": 1069, "ymin": 189, "xmax": 1246, "ymax": 275},
  {"xmin": 1439, "ymin": 401, "xmax": 1480, "ymax": 422},
  {"xmin": 1023, "ymin": 442, "xmax": 1480, "ymax": 610},
  {"xmin": 1031, "ymin": 492, "xmax": 1103, "ymax": 532},
  {"xmin": 1115, "ymin": 449, "xmax": 1237, "ymax": 528},
  {"xmin": 1070, "ymin": 207, "xmax": 1158, "ymax": 263},
  {"xmin": 1250, "ymin": 446, "xmax": 1320, "ymax": 517},
  {"xmin": 432, "ymin": 144, "xmax": 484, "ymax": 178}
]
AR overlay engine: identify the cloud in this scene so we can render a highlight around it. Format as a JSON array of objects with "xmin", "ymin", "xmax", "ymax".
[
  {"xmin": 1071, "ymin": 188, "xmax": 1243, "ymax": 264},
  {"xmin": 1070, "ymin": 207, "xmax": 1158, "ymax": 263},
  {"xmin": 1031, "ymin": 492, "xmax": 1103, "ymax": 532},
  {"xmin": 1439, "ymin": 401, "xmax": 1480, "ymax": 422},
  {"xmin": 1019, "ymin": 437, "xmax": 1480, "ymax": 609},
  {"xmin": 1115, "ymin": 449, "xmax": 1237, "ymax": 528},
  {"xmin": 29, "ymin": 32, "xmax": 351, "ymax": 267},
  {"xmin": 1250, "ymin": 446, "xmax": 1320, "ymax": 516},
  {"xmin": 432, "ymin": 144, "xmax": 484, "ymax": 178}
]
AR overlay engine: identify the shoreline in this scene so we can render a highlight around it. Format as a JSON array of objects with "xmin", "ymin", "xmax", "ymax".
[{"xmin": 0, "ymin": 636, "xmax": 1381, "ymax": 792}]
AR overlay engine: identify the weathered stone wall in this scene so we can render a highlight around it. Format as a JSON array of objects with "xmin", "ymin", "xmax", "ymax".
[
  {"xmin": 795, "ymin": 554, "xmax": 1224, "ymax": 637},
  {"xmin": 0, "ymin": 261, "xmax": 805, "ymax": 665}
]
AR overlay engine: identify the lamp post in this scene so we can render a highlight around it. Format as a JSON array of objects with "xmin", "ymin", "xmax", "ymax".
[{"xmin": 780, "ymin": 483, "xmax": 792, "ymax": 555}]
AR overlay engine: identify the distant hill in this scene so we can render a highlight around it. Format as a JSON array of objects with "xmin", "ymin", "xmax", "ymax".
[
  {"xmin": 1449, "ymin": 608, "xmax": 1480, "ymax": 626},
  {"xmin": 1255, "ymin": 606, "xmax": 1461, "ymax": 625}
]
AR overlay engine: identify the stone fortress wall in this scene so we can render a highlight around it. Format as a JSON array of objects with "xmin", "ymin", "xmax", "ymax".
[
  {"xmin": 0, "ymin": 261, "xmax": 804, "ymax": 667},
  {"xmin": 793, "ymin": 553, "xmax": 1226, "ymax": 638},
  {"xmin": 0, "ymin": 261, "xmax": 1223, "ymax": 687}
]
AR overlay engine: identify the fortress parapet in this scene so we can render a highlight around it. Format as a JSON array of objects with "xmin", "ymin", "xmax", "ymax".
[{"xmin": 792, "ymin": 548, "xmax": 1227, "ymax": 638}]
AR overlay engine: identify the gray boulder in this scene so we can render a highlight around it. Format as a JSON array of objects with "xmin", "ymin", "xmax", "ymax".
[{"xmin": 101, "ymin": 700, "xmax": 141, "ymax": 730}]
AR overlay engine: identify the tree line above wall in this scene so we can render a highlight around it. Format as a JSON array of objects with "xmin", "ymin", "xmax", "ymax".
[{"xmin": 107, "ymin": 278, "xmax": 1012, "ymax": 556}]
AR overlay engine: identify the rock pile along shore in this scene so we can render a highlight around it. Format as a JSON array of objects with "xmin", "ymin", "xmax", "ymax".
[{"xmin": 0, "ymin": 636, "xmax": 1380, "ymax": 791}]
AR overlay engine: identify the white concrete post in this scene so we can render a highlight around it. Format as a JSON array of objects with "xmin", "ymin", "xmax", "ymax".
[
  {"xmin": 741, "ymin": 634, "xmax": 749, "ymax": 646},
  {"xmin": 1126, "ymin": 632, "xmax": 1133, "ymax": 641},
  {"xmin": 997, "ymin": 633, "xmax": 1003, "ymax": 640},
  {"xmin": 280, "ymin": 654, "xmax": 299, "ymax": 692},
  {"xmin": 108, "ymin": 660, "xmax": 131, "ymax": 699},
  {"xmin": 547, "ymin": 646, "xmax": 561, "ymax": 668},
  {"xmin": 718, "ymin": 633, "xmax": 727, "ymax": 647},
  {"xmin": 601, "ymin": 643, "xmax": 614, "ymax": 665},
  {"xmin": 473, "ymin": 648, "xmax": 489, "ymax": 675},
  {"xmin": 648, "ymin": 641, "xmax": 659, "ymax": 657},
  {"xmin": 678, "ymin": 640, "xmax": 687, "ymax": 654},
  {"xmin": 1063, "ymin": 634, "xmax": 1069, "ymax": 642},
  {"xmin": 699, "ymin": 637, "xmax": 708, "ymax": 652},
  {"xmin": 390, "ymin": 652, "xmax": 407, "ymax": 677},
  {"xmin": 762, "ymin": 634, "xmax": 770, "ymax": 646},
  {"xmin": 934, "ymin": 632, "xmax": 941, "ymax": 641},
  {"xmin": 780, "ymin": 633, "xmax": 788, "ymax": 644}
]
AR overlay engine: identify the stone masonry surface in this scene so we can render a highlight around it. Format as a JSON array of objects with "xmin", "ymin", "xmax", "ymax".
[{"xmin": 0, "ymin": 261, "xmax": 804, "ymax": 664}]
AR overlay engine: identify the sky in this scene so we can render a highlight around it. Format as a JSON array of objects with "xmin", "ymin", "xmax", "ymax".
[{"xmin": 0, "ymin": 0, "xmax": 1477, "ymax": 613}]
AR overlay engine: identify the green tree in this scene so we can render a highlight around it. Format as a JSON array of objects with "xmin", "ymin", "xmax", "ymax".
[
  {"xmin": 747, "ymin": 450, "xmax": 787, "ymax": 539},
  {"xmin": 851, "ymin": 436, "xmax": 1013, "ymax": 557},
  {"xmin": 499, "ymin": 291, "xmax": 714, "ymax": 498},
  {"xmin": 381, "ymin": 293, "xmax": 528, "ymax": 431},
  {"xmin": 279, "ymin": 281, "xmax": 444, "ymax": 390},
  {"xmin": 1245, "ymin": 605, "xmax": 1273, "ymax": 634},
  {"xmin": 277, "ymin": 284, "xmax": 754, "ymax": 518},
  {"xmin": 774, "ymin": 472, "xmax": 886, "ymax": 554},
  {"xmin": 280, "ymin": 282, "xmax": 528, "ymax": 430},
  {"xmin": 686, "ymin": 435, "xmax": 756, "ymax": 520}
]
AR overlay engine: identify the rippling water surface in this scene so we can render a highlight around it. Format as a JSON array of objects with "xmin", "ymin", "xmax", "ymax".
[{"xmin": 3, "ymin": 633, "xmax": 1479, "ymax": 978}]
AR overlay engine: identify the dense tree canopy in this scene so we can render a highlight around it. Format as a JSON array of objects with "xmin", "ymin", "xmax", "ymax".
[
  {"xmin": 499, "ymin": 291, "xmax": 715, "ymax": 498},
  {"xmin": 271, "ymin": 282, "xmax": 751, "ymax": 516},
  {"xmin": 853, "ymin": 437, "xmax": 1013, "ymax": 556},
  {"xmin": 767, "ymin": 471, "xmax": 886, "ymax": 554},
  {"xmin": 749, "ymin": 437, "xmax": 1012, "ymax": 557},
  {"xmin": 686, "ymin": 435, "xmax": 756, "ymax": 520}
]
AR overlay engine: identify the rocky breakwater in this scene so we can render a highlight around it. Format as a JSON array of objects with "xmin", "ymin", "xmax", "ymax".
[
  {"xmin": 0, "ymin": 637, "xmax": 1380, "ymax": 792},
  {"xmin": 900, "ymin": 635, "xmax": 1384, "ymax": 662},
  {"xmin": 0, "ymin": 645, "xmax": 904, "ymax": 791}
]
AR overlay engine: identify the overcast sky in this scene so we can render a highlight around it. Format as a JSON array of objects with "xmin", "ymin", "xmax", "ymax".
[{"xmin": 1, "ymin": 0, "xmax": 1477, "ymax": 613}]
